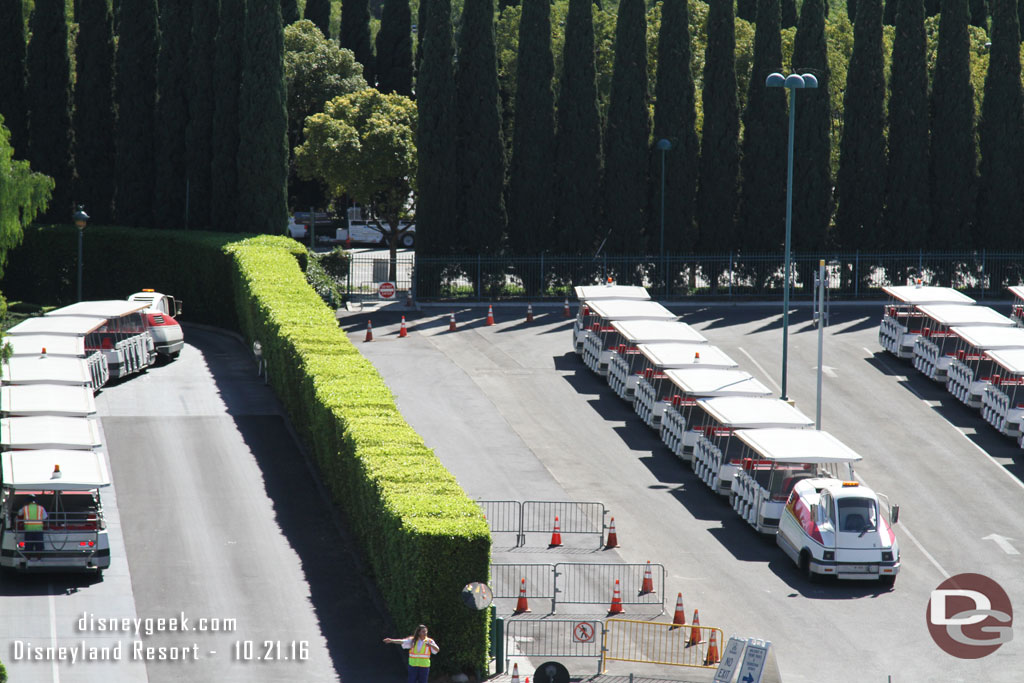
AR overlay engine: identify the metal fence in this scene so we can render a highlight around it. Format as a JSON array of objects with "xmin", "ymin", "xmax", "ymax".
[
  {"xmin": 344, "ymin": 251, "xmax": 1024, "ymax": 302},
  {"xmin": 604, "ymin": 619, "xmax": 725, "ymax": 671},
  {"xmin": 490, "ymin": 562, "xmax": 666, "ymax": 615},
  {"xmin": 477, "ymin": 500, "xmax": 608, "ymax": 548},
  {"xmin": 505, "ymin": 619, "xmax": 606, "ymax": 674}
]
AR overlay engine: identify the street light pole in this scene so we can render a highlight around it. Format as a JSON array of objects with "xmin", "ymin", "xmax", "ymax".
[
  {"xmin": 765, "ymin": 72, "xmax": 817, "ymax": 401},
  {"xmin": 73, "ymin": 205, "xmax": 90, "ymax": 302},
  {"xmin": 656, "ymin": 138, "xmax": 671, "ymax": 298}
]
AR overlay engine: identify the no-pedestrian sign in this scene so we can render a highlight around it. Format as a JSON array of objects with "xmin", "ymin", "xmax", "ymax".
[
  {"xmin": 378, "ymin": 282, "xmax": 396, "ymax": 300},
  {"xmin": 572, "ymin": 621, "xmax": 596, "ymax": 643}
]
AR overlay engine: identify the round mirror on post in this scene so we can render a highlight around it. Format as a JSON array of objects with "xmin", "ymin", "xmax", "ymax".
[
  {"xmin": 533, "ymin": 661, "xmax": 570, "ymax": 683},
  {"xmin": 460, "ymin": 582, "xmax": 493, "ymax": 610}
]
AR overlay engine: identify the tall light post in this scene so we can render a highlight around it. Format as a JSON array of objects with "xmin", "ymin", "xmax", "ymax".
[
  {"xmin": 656, "ymin": 138, "xmax": 671, "ymax": 297},
  {"xmin": 765, "ymin": 72, "xmax": 817, "ymax": 401},
  {"xmin": 74, "ymin": 206, "xmax": 89, "ymax": 302}
]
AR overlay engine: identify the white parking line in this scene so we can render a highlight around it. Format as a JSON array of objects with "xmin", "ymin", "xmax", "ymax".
[
  {"xmin": 48, "ymin": 585, "xmax": 60, "ymax": 683},
  {"xmin": 738, "ymin": 347, "xmax": 782, "ymax": 394},
  {"xmin": 893, "ymin": 521, "xmax": 950, "ymax": 580}
]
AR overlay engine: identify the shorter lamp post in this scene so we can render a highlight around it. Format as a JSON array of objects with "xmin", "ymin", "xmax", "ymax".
[
  {"xmin": 74, "ymin": 206, "xmax": 90, "ymax": 302},
  {"xmin": 656, "ymin": 138, "xmax": 672, "ymax": 296},
  {"xmin": 765, "ymin": 71, "xmax": 817, "ymax": 401}
]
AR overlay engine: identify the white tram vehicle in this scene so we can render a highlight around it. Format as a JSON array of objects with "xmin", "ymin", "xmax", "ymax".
[
  {"xmin": 1, "ymin": 354, "xmax": 103, "ymax": 390},
  {"xmin": 910, "ymin": 304, "xmax": 1013, "ymax": 382},
  {"xmin": 0, "ymin": 450, "xmax": 111, "ymax": 575},
  {"xmin": 690, "ymin": 397, "xmax": 814, "ymax": 496},
  {"xmin": 577, "ymin": 299, "xmax": 675, "ymax": 368},
  {"xmin": 0, "ymin": 385, "xmax": 96, "ymax": 417},
  {"xmin": 5, "ymin": 317, "xmax": 111, "ymax": 389},
  {"xmin": 632, "ymin": 344, "xmax": 739, "ymax": 429},
  {"xmin": 46, "ymin": 300, "xmax": 157, "ymax": 378},
  {"xmin": 659, "ymin": 369, "xmax": 773, "ymax": 460},
  {"xmin": 878, "ymin": 284, "xmax": 974, "ymax": 358},
  {"xmin": 127, "ymin": 290, "xmax": 184, "ymax": 360},
  {"xmin": 944, "ymin": 326, "xmax": 1024, "ymax": 408},
  {"xmin": 1009, "ymin": 285, "xmax": 1024, "ymax": 327},
  {"xmin": 571, "ymin": 284, "xmax": 650, "ymax": 354},
  {"xmin": 1, "ymin": 416, "xmax": 102, "ymax": 451},
  {"xmin": 604, "ymin": 320, "xmax": 708, "ymax": 400},
  {"xmin": 981, "ymin": 348, "xmax": 1024, "ymax": 439}
]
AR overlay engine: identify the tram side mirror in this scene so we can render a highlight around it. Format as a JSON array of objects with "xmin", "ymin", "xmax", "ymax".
[{"xmin": 890, "ymin": 504, "xmax": 900, "ymax": 524}]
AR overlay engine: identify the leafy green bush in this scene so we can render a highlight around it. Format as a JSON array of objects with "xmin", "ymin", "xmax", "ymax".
[
  {"xmin": 0, "ymin": 657, "xmax": 7, "ymax": 682},
  {"xmin": 305, "ymin": 251, "xmax": 345, "ymax": 307}
]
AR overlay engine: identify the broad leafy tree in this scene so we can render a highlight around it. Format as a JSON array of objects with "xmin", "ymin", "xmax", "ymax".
[
  {"xmin": 74, "ymin": 0, "xmax": 116, "ymax": 224},
  {"xmin": 375, "ymin": 0, "xmax": 413, "ymax": 95},
  {"xmin": 507, "ymin": 0, "xmax": 555, "ymax": 255},
  {"xmin": 0, "ymin": 0, "xmax": 28, "ymax": 156},
  {"xmin": 187, "ymin": 0, "xmax": 219, "ymax": 228},
  {"xmin": 212, "ymin": 0, "xmax": 245, "ymax": 232},
  {"xmin": 296, "ymin": 89, "xmax": 416, "ymax": 279},
  {"xmin": 28, "ymin": 0, "xmax": 74, "ymax": 223},
  {"xmin": 155, "ymin": 0, "xmax": 193, "ymax": 228},
  {"xmin": 305, "ymin": 0, "xmax": 331, "ymax": 35},
  {"xmin": 602, "ymin": 0, "xmax": 650, "ymax": 253},
  {"xmin": 238, "ymin": 0, "xmax": 289, "ymax": 234},
  {"xmin": 977, "ymin": 0, "xmax": 1023, "ymax": 249},
  {"xmin": 0, "ymin": 123, "xmax": 52, "ymax": 273},
  {"xmin": 341, "ymin": 0, "xmax": 375, "ymax": 78}
]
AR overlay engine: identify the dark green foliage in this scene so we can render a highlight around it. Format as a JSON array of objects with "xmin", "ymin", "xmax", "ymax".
[
  {"xmin": 212, "ymin": 0, "xmax": 245, "ymax": 232},
  {"xmin": 782, "ymin": 0, "xmax": 798, "ymax": 27},
  {"xmin": 305, "ymin": 0, "xmax": 331, "ymax": 35},
  {"xmin": 602, "ymin": 0, "xmax": 649, "ymax": 253},
  {"xmin": 282, "ymin": 0, "xmax": 300, "ymax": 23},
  {"xmin": 883, "ymin": 0, "xmax": 898, "ymax": 25},
  {"xmin": 554, "ymin": 0, "xmax": 602, "ymax": 253},
  {"xmin": 341, "ymin": 0, "xmax": 375, "ymax": 77},
  {"xmin": 415, "ymin": 0, "xmax": 427, "ymax": 79},
  {"xmin": 27, "ymin": 0, "xmax": 74, "ymax": 222},
  {"xmin": 73, "ymin": 0, "xmax": 116, "ymax": 224},
  {"xmin": 835, "ymin": 0, "xmax": 885, "ymax": 249},
  {"xmin": 969, "ymin": 0, "xmax": 988, "ymax": 27},
  {"xmin": 790, "ymin": 0, "xmax": 832, "ymax": 251},
  {"xmin": 885, "ymin": 0, "xmax": 930, "ymax": 248},
  {"xmin": 976, "ymin": 0, "xmax": 1023, "ymax": 248},
  {"xmin": 848, "ymin": 0, "xmax": 859, "ymax": 21},
  {"xmin": 415, "ymin": 0, "xmax": 458, "ymax": 255},
  {"xmin": 0, "ymin": 1, "xmax": 28, "ymax": 156},
  {"xmin": 507, "ymin": 0, "xmax": 555, "ymax": 255},
  {"xmin": 696, "ymin": 0, "xmax": 740, "ymax": 254},
  {"xmin": 455, "ymin": 0, "xmax": 506, "ymax": 253},
  {"xmin": 186, "ymin": 0, "xmax": 219, "ymax": 228},
  {"xmin": 1019, "ymin": 0, "xmax": 1024, "ymax": 39},
  {"xmin": 237, "ymin": 0, "xmax": 289, "ymax": 234},
  {"xmin": 930, "ymin": 0, "xmax": 976, "ymax": 247},
  {"xmin": 737, "ymin": 0, "xmax": 787, "ymax": 253},
  {"xmin": 376, "ymin": 0, "xmax": 414, "ymax": 94},
  {"xmin": 155, "ymin": 0, "xmax": 193, "ymax": 229},
  {"xmin": 738, "ymin": 0, "xmax": 757, "ymax": 21},
  {"xmin": 650, "ymin": 0, "xmax": 698, "ymax": 253},
  {"xmin": 115, "ymin": 0, "xmax": 159, "ymax": 227},
  {"xmin": 926, "ymin": 0, "xmax": 940, "ymax": 15}
]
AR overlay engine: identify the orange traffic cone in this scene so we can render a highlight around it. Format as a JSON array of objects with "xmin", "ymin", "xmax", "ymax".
[
  {"xmin": 704, "ymin": 630, "xmax": 720, "ymax": 665},
  {"xmin": 364, "ymin": 320, "xmax": 373, "ymax": 342},
  {"xmin": 687, "ymin": 609, "xmax": 704, "ymax": 647},
  {"xmin": 608, "ymin": 579, "xmax": 624, "ymax": 615},
  {"xmin": 549, "ymin": 516, "xmax": 562, "ymax": 547},
  {"xmin": 510, "ymin": 663, "xmax": 520, "ymax": 683},
  {"xmin": 399, "ymin": 316, "xmax": 408, "ymax": 338},
  {"xmin": 514, "ymin": 578, "xmax": 531, "ymax": 614},
  {"xmin": 563, "ymin": 298, "xmax": 571, "ymax": 318},
  {"xmin": 672, "ymin": 593, "xmax": 686, "ymax": 626},
  {"xmin": 640, "ymin": 561, "xmax": 654, "ymax": 594},
  {"xmin": 604, "ymin": 517, "xmax": 619, "ymax": 549},
  {"xmin": 526, "ymin": 304, "xmax": 534, "ymax": 323},
  {"xmin": 449, "ymin": 312, "xmax": 457, "ymax": 332},
  {"xmin": 486, "ymin": 305, "xmax": 495, "ymax": 326}
]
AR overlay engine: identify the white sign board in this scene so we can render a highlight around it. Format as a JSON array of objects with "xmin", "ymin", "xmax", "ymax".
[
  {"xmin": 378, "ymin": 282, "xmax": 397, "ymax": 300},
  {"xmin": 736, "ymin": 638, "xmax": 771, "ymax": 683},
  {"xmin": 713, "ymin": 637, "xmax": 749, "ymax": 682}
]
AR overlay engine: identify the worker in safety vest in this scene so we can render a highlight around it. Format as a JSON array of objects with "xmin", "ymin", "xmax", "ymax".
[
  {"xmin": 383, "ymin": 624, "xmax": 439, "ymax": 683},
  {"xmin": 18, "ymin": 495, "xmax": 48, "ymax": 552}
]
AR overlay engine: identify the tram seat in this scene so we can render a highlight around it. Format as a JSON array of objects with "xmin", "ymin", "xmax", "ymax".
[{"xmin": 100, "ymin": 337, "xmax": 114, "ymax": 349}]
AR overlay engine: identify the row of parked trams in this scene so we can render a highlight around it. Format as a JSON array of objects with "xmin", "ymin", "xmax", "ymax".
[{"xmin": 0, "ymin": 291, "xmax": 182, "ymax": 578}]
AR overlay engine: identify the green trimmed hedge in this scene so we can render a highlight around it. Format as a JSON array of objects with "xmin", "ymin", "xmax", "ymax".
[
  {"xmin": 0, "ymin": 657, "xmax": 6, "ymax": 682},
  {"xmin": 2, "ymin": 226, "xmax": 491, "ymax": 675}
]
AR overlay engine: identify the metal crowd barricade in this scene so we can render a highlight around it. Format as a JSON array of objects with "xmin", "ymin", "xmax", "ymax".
[
  {"xmin": 521, "ymin": 501, "xmax": 607, "ymax": 548},
  {"xmin": 603, "ymin": 618, "xmax": 725, "ymax": 671},
  {"xmin": 505, "ymin": 619, "xmax": 606, "ymax": 675},
  {"xmin": 555, "ymin": 563, "xmax": 666, "ymax": 613},
  {"xmin": 477, "ymin": 500, "xmax": 524, "ymax": 546},
  {"xmin": 491, "ymin": 563, "xmax": 557, "ymax": 613}
]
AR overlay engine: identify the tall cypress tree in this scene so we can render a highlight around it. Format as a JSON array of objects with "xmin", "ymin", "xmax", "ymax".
[
  {"xmin": 0, "ymin": 0, "xmax": 28, "ymax": 157},
  {"xmin": 926, "ymin": 0, "xmax": 940, "ymax": 14},
  {"xmin": 341, "ymin": 0, "xmax": 375, "ymax": 78},
  {"xmin": 883, "ymin": 0, "xmax": 898, "ymax": 25},
  {"xmin": 738, "ymin": 0, "xmax": 757, "ymax": 21},
  {"xmin": 282, "ymin": 0, "xmax": 300, "ymax": 24},
  {"xmin": 602, "ymin": 0, "xmax": 649, "ymax": 253},
  {"xmin": 238, "ymin": 0, "xmax": 289, "ymax": 234},
  {"xmin": 186, "ymin": 0, "xmax": 218, "ymax": 228},
  {"xmin": 969, "ymin": 0, "xmax": 988, "ymax": 27},
  {"xmin": 455, "ymin": 0, "xmax": 506, "ymax": 253},
  {"xmin": 977, "ymin": 0, "xmax": 1023, "ymax": 249},
  {"xmin": 737, "ymin": 0, "xmax": 787, "ymax": 252},
  {"xmin": 415, "ymin": 0, "xmax": 428, "ymax": 80},
  {"xmin": 781, "ymin": 0, "xmax": 798, "ymax": 27},
  {"xmin": 696, "ymin": 0, "xmax": 740, "ymax": 255},
  {"xmin": 211, "ymin": 0, "xmax": 245, "ymax": 232},
  {"xmin": 416, "ymin": 0, "xmax": 458, "ymax": 255},
  {"xmin": 849, "ymin": 0, "xmax": 860, "ymax": 21},
  {"xmin": 305, "ymin": 0, "xmax": 331, "ymax": 35},
  {"xmin": 115, "ymin": 0, "xmax": 159, "ymax": 227},
  {"xmin": 74, "ymin": 0, "xmax": 117, "ymax": 225},
  {"xmin": 835, "ymin": 0, "xmax": 885, "ymax": 249},
  {"xmin": 154, "ymin": 0, "xmax": 193, "ymax": 228},
  {"xmin": 651, "ymin": 0, "xmax": 698, "ymax": 253},
  {"xmin": 507, "ymin": 0, "xmax": 555, "ymax": 254},
  {"xmin": 554, "ymin": 0, "xmax": 602, "ymax": 253},
  {"xmin": 376, "ymin": 0, "xmax": 413, "ymax": 95},
  {"xmin": 791, "ymin": 0, "xmax": 832, "ymax": 252},
  {"xmin": 930, "ymin": 0, "xmax": 976, "ymax": 247},
  {"xmin": 27, "ymin": 0, "xmax": 74, "ymax": 222},
  {"xmin": 885, "ymin": 0, "xmax": 930, "ymax": 249}
]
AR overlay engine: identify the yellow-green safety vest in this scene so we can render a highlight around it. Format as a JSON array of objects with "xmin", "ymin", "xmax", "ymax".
[
  {"xmin": 408, "ymin": 639, "xmax": 431, "ymax": 668},
  {"xmin": 22, "ymin": 503, "xmax": 45, "ymax": 531}
]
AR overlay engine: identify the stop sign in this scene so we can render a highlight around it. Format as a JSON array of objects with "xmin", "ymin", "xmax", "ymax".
[{"xmin": 378, "ymin": 282, "xmax": 396, "ymax": 300}]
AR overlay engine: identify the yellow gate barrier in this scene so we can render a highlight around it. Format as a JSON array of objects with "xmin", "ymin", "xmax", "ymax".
[{"xmin": 603, "ymin": 618, "xmax": 724, "ymax": 670}]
